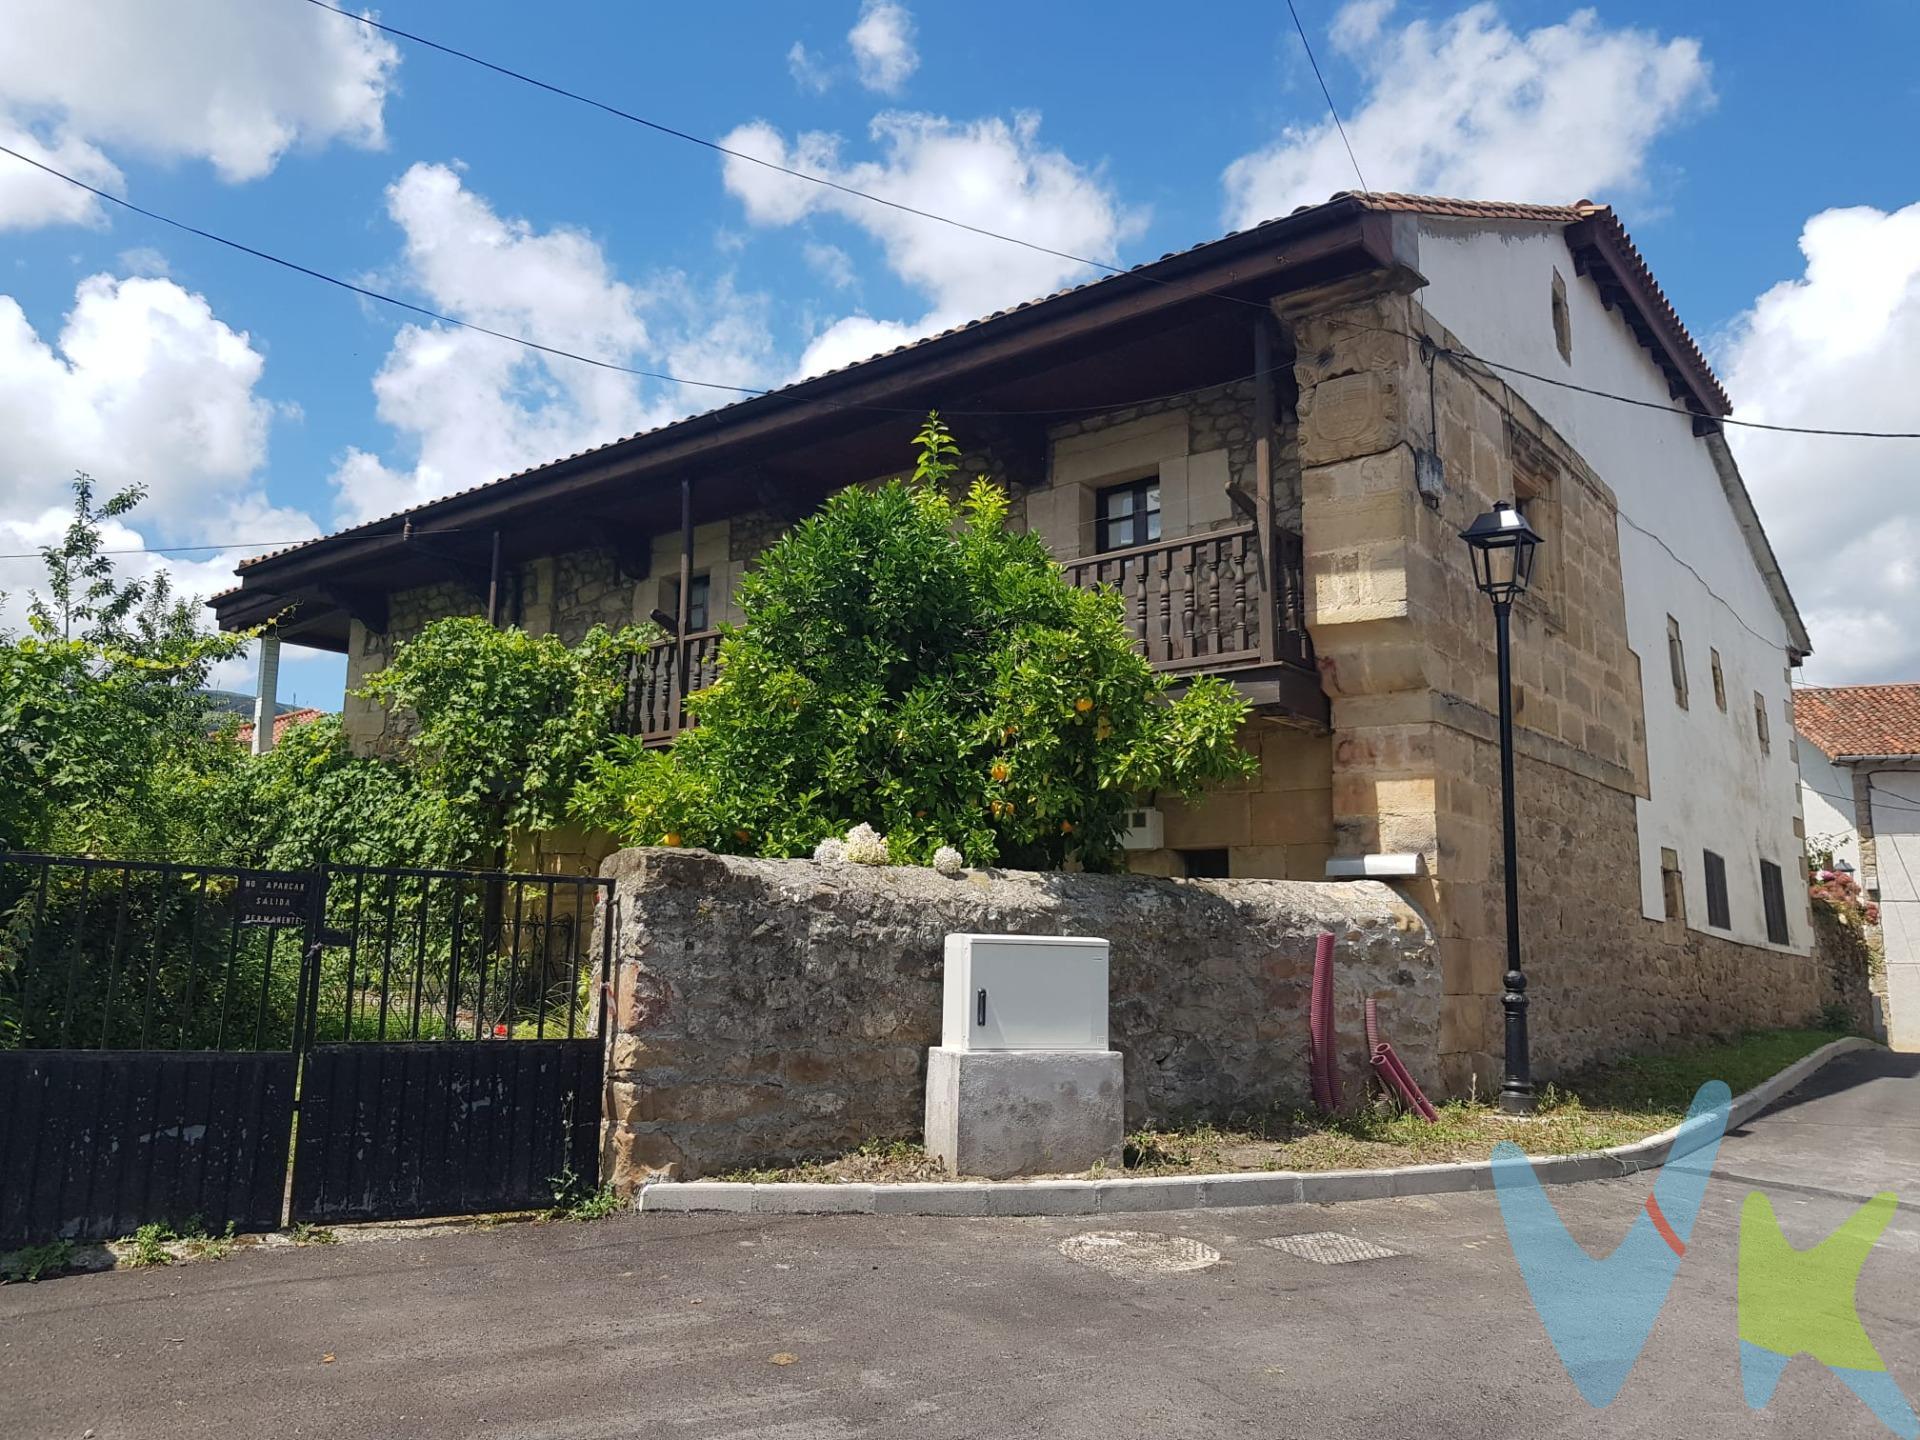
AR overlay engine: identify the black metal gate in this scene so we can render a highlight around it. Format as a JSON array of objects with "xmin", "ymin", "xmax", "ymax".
[
  {"xmin": 287, "ymin": 863, "xmax": 609, "ymax": 1224},
  {"xmin": 0, "ymin": 854, "xmax": 612, "ymax": 1241}
]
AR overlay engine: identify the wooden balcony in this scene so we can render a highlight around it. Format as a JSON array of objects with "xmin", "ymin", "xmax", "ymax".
[{"xmin": 619, "ymin": 526, "xmax": 1320, "ymax": 743}]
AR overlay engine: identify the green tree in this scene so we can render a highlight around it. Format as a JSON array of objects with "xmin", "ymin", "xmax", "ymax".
[
  {"xmin": 572, "ymin": 415, "xmax": 1256, "ymax": 871},
  {"xmin": 2, "ymin": 478, "xmax": 249, "ymax": 856},
  {"xmin": 359, "ymin": 617, "xmax": 657, "ymax": 866}
]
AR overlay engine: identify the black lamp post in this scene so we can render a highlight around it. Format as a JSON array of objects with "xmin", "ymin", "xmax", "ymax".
[{"xmin": 1460, "ymin": 501, "xmax": 1544, "ymax": 1115}]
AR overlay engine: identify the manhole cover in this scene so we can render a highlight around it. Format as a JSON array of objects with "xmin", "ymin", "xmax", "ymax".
[
  {"xmin": 1058, "ymin": 1230, "xmax": 1222, "ymax": 1277},
  {"xmin": 1261, "ymin": 1231, "xmax": 1399, "ymax": 1265}
]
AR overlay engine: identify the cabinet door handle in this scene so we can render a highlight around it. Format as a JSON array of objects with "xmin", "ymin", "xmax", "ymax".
[{"xmin": 976, "ymin": 988, "xmax": 987, "ymax": 1027}]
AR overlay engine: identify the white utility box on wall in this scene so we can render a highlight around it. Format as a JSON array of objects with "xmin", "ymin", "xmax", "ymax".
[
  {"xmin": 941, "ymin": 934, "xmax": 1109, "ymax": 1052},
  {"xmin": 927, "ymin": 933, "xmax": 1122, "ymax": 1179}
]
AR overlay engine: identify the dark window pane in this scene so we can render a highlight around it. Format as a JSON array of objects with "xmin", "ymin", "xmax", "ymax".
[{"xmin": 1703, "ymin": 850, "xmax": 1730, "ymax": 930}]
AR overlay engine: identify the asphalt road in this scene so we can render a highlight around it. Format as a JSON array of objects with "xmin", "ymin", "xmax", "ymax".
[{"xmin": 5, "ymin": 1048, "xmax": 1918, "ymax": 1440}]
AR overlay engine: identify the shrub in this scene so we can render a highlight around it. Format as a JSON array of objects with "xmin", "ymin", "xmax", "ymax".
[{"xmin": 573, "ymin": 416, "xmax": 1255, "ymax": 870}]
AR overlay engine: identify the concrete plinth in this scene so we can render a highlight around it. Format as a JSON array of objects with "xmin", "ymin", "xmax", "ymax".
[{"xmin": 924, "ymin": 1047, "xmax": 1124, "ymax": 1180}]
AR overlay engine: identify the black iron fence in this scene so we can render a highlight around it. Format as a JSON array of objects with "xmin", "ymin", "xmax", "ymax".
[
  {"xmin": 0, "ymin": 852, "xmax": 615, "ymax": 1240},
  {"xmin": 0, "ymin": 854, "xmax": 610, "ymax": 1054}
]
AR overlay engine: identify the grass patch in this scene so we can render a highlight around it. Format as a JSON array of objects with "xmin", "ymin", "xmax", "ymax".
[
  {"xmin": 120, "ymin": 1217, "xmax": 240, "ymax": 1267},
  {"xmin": 1, "ymin": 1239, "xmax": 75, "ymax": 1283},
  {"xmin": 289, "ymin": 1222, "xmax": 339, "ymax": 1246},
  {"xmin": 694, "ymin": 1026, "xmax": 1851, "ymax": 1184},
  {"xmin": 715, "ymin": 1138, "xmax": 949, "ymax": 1185},
  {"xmin": 1120, "ymin": 1026, "xmax": 1848, "ymax": 1176}
]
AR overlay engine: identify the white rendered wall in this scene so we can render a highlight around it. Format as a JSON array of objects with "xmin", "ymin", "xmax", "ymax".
[
  {"xmin": 1797, "ymin": 736, "xmax": 1862, "ymax": 874},
  {"xmin": 1415, "ymin": 219, "xmax": 1808, "ymax": 953},
  {"xmin": 1869, "ymin": 769, "xmax": 1920, "ymax": 1049}
]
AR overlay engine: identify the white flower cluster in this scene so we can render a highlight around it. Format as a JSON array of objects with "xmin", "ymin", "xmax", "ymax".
[
  {"xmin": 810, "ymin": 826, "xmax": 963, "ymax": 873},
  {"xmin": 842, "ymin": 822, "xmax": 890, "ymax": 866}
]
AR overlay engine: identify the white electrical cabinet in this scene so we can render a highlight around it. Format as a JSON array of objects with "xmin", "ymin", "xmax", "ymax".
[{"xmin": 940, "ymin": 933, "xmax": 1109, "ymax": 1052}]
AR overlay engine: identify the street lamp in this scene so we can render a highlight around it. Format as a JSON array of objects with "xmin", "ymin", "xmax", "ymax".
[{"xmin": 1460, "ymin": 501, "xmax": 1544, "ymax": 1115}]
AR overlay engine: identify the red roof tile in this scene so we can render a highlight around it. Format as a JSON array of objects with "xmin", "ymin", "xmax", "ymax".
[
  {"xmin": 232, "ymin": 706, "xmax": 326, "ymax": 748},
  {"xmin": 1794, "ymin": 685, "xmax": 1920, "ymax": 759}
]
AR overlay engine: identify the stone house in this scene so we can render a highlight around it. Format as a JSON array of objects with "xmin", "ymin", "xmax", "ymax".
[
  {"xmin": 213, "ymin": 191, "xmax": 1825, "ymax": 1091},
  {"xmin": 1796, "ymin": 684, "xmax": 1920, "ymax": 1047}
]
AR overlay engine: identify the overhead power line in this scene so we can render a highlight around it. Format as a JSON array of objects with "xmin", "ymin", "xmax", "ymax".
[
  {"xmin": 294, "ymin": 0, "xmax": 1267, "ymax": 307},
  {"xmin": 0, "ymin": 142, "xmax": 1299, "ymax": 423},
  {"xmin": 1285, "ymin": 0, "xmax": 1369, "ymax": 194}
]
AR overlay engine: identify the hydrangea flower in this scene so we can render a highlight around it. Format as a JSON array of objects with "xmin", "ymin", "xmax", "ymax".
[
  {"xmin": 843, "ymin": 823, "xmax": 890, "ymax": 866},
  {"xmin": 932, "ymin": 846, "xmax": 964, "ymax": 876},
  {"xmin": 813, "ymin": 837, "xmax": 848, "ymax": 864}
]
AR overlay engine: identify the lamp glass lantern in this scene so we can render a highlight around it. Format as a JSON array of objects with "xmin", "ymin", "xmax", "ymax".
[{"xmin": 1459, "ymin": 502, "xmax": 1543, "ymax": 605}]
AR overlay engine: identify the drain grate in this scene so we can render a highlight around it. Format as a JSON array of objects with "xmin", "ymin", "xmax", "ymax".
[
  {"xmin": 1261, "ymin": 1231, "xmax": 1399, "ymax": 1265},
  {"xmin": 1058, "ymin": 1230, "xmax": 1222, "ymax": 1277}
]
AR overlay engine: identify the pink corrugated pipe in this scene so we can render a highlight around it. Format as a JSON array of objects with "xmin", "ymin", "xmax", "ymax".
[
  {"xmin": 1308, "ymin": 931, "xmax": 1341, "ymax": 1113},
  {"xmin": 1364, "ymin": 995, "xmax": 1439, "ymax": 1122}
]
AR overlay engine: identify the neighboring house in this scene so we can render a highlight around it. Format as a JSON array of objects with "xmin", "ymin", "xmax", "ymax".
[
  {"xmin": 211, "ymin": 191, "xmax": 1824, "ymax": 1091},
  {"xmin": 1795, "ymin": 684, "xmax": 1920, "ymax": 1048},
  {"xmin": 230, "ymin": 706, "xmax": 325, "ymax": 751}
]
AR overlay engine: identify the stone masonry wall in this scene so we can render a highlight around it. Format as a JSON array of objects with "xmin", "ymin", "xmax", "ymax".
[
  {"xmin": 1286, "ymin": 285, "xmax": 1823, "ymax": 1089},
  {"xmin": 596, "ymin": 848, "xmax": 1435, "ymax": 1186}
]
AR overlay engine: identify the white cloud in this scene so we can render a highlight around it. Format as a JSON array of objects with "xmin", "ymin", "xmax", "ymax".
[
  {"xmin": 1720, "ymin": 203, "xmax": 1920, "ymax": 685},
  {"xmin": 1223, "ymin": 2, "xmax": 1710, "ymax": 227},
  {"xmin": 849, "ymin": 1, "xmax": 919, "ymax": 95},
  {"xmin": 720, "ymin": 110, "xmax": 1139, "ymax": 377},
  {"xmin": 0, "ymin": 0, "xmax": 397, "ymax": 228},
  {"xmin": 788, "ymin": 41, "xmax": 833, "ymax": 95},
  {"xmin": 331, "ymin": 164, "xmax": 775, "ymax": 525},
  {"xmin": 0, "ymin": 122, "xmax": 121, "ymax": 231},
  {"xmin": 803, "ymin": 241, "xmax": 858, "ymax": 290},
  {"xmin": 0, "ymin": 271, "xmax": 318, "ymax": 637}
]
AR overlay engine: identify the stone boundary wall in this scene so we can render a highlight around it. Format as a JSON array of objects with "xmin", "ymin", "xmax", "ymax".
[{"xmin": 597, "ymin": 849, "xmax": 1436, "ymax": 1187}]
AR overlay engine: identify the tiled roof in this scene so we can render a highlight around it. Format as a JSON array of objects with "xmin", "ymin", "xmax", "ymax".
[
  {"xmin": 224, "ymin": 190, "xmax": 1727, "ymax": 583},
  {"xmin": 231, "ymin": 706, "xmax": 326, "ymax": 747},
  {"xmin": 1794, "ymin": 685, "xmax": 1920, "ymax": 759}
]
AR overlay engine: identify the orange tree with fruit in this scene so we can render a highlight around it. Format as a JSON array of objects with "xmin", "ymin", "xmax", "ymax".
[{"xmin": 572, "ymin": 415, "xmax": 1255, "ymax": 871}]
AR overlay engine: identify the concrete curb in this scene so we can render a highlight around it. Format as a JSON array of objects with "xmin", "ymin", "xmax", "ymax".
[{"xmin": 635, "ymin": 1036, "xmax": 1875, "ymax": 1218}]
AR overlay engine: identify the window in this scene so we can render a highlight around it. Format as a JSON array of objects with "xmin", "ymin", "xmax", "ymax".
[
  {"xmin": 1660, "ymin": 847, "xmax": 1686, "ymax": 923},
  {"xmin": 1667, "ymin": 616, "xmax": 1689, "ymax": 710},
  {"xmin": 1178, "ymin": 848, "xmax": 1230, "ymax": 878},
  {"xmin": 1097, "ymin": 477, "xmax": 1161, "ymax": 553},
  {"xmin": 1551, "ymin": 269, "xmax": 1573, "ymax": 364},
  {"xmin": 1754, "ymin": 691, "xmax": 1770, "ymax": 754},
  {"xmin": 1710, "ymin": 649, "xmax": 1727, "ymax": 711},
  {"xmin": 1703, "ymin": 849, "xmax": 1730, "ymax": 930},
  {"xmin": 666, "ymin": 573, "xmax": 711, "ymax": 632},
  {"xmin": 1760, "ymin": 860, "xmax": 1790, "ymax": 945}
]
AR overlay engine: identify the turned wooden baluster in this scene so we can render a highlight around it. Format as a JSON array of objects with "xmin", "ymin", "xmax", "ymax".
[
  {"xmin": 1231, "ymin": 536, "xmax": 1250, "ymax": 653},
  {"xmin": 1204, "ymin": 541, "xmax": 1224, "ymax": 658}
]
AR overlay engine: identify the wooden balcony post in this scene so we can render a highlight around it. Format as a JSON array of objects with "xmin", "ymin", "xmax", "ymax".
[
  {"xmin": 676, "ymin": 475, "xmax": 694, "ymax": 727},
  {"xmin": 1253, "ymin": 316, "xmax": 1279, "ymax": 663}
]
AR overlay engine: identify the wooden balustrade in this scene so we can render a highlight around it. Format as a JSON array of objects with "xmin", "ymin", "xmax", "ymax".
[
  {"xmin": 621, "ymin": 527, "xmax": 1312, "ymax": 740},
  {"xmin": 619, "ymin": 630, "xmax": 722, "ymax": 744}
]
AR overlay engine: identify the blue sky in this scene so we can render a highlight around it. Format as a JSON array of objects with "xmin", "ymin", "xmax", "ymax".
[{"xmin": 2, "ymin": 0, "xmax": 1917, "ymax": 704}]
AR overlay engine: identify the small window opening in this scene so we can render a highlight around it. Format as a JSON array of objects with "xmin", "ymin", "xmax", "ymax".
[
  {"xmin": 1760, "ymin": 859, "xmax": 1790, "ymax": 945},
  {"xmin": 1178, "ymin": 848, "xmax": 1231, "ymax": 879},
  {"xmin": 665, "ymin": 573, "xmax": 711, "ymax": 632},
  {"xmin": 1754, "ymin": 692, "xmax": 1771, "ymax": 754},
  {"xmin": 1710, "ymin": 649, "xmax": 1727, "ymax": 712},
  {"xmin": 1551, "ymin": 270, "xmax": 1573, "ymax": 364},
  {"xmin": 1097, "ymin": 476, "xmax": 1162, "ymax": 553},
  {"xmin": 1703, "ymin": 849, "xmax": 1730, "ymax": 930},
  {"xmin": 1667, "ymin": 616, "xmax": 1689, "ymax": 710}
]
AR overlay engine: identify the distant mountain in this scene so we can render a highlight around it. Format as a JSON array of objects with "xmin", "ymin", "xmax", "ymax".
[{"xmin": 200, "ymin": 689, "xmax": 304, "ymax": 719}]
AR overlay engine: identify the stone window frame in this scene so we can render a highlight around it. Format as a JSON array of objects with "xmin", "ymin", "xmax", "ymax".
[
  {"xmin": 1753, "ymin": 690, "xmax": 1771, "ymax": 754},
  {"xmin": 1508, "ymin": 422, "xmax": 1563, "ymax": 626},
  {"xmin": 1660, "ymin": 846, "xmax": 1686, "ymax": 923},
  {"xmin": 1667, "ymin": 615, "xmax": 1689, "ymax": 711},
  {"xmin": 1710, "ymin": 648, "xmax": 1727, "ymax": 712}
]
